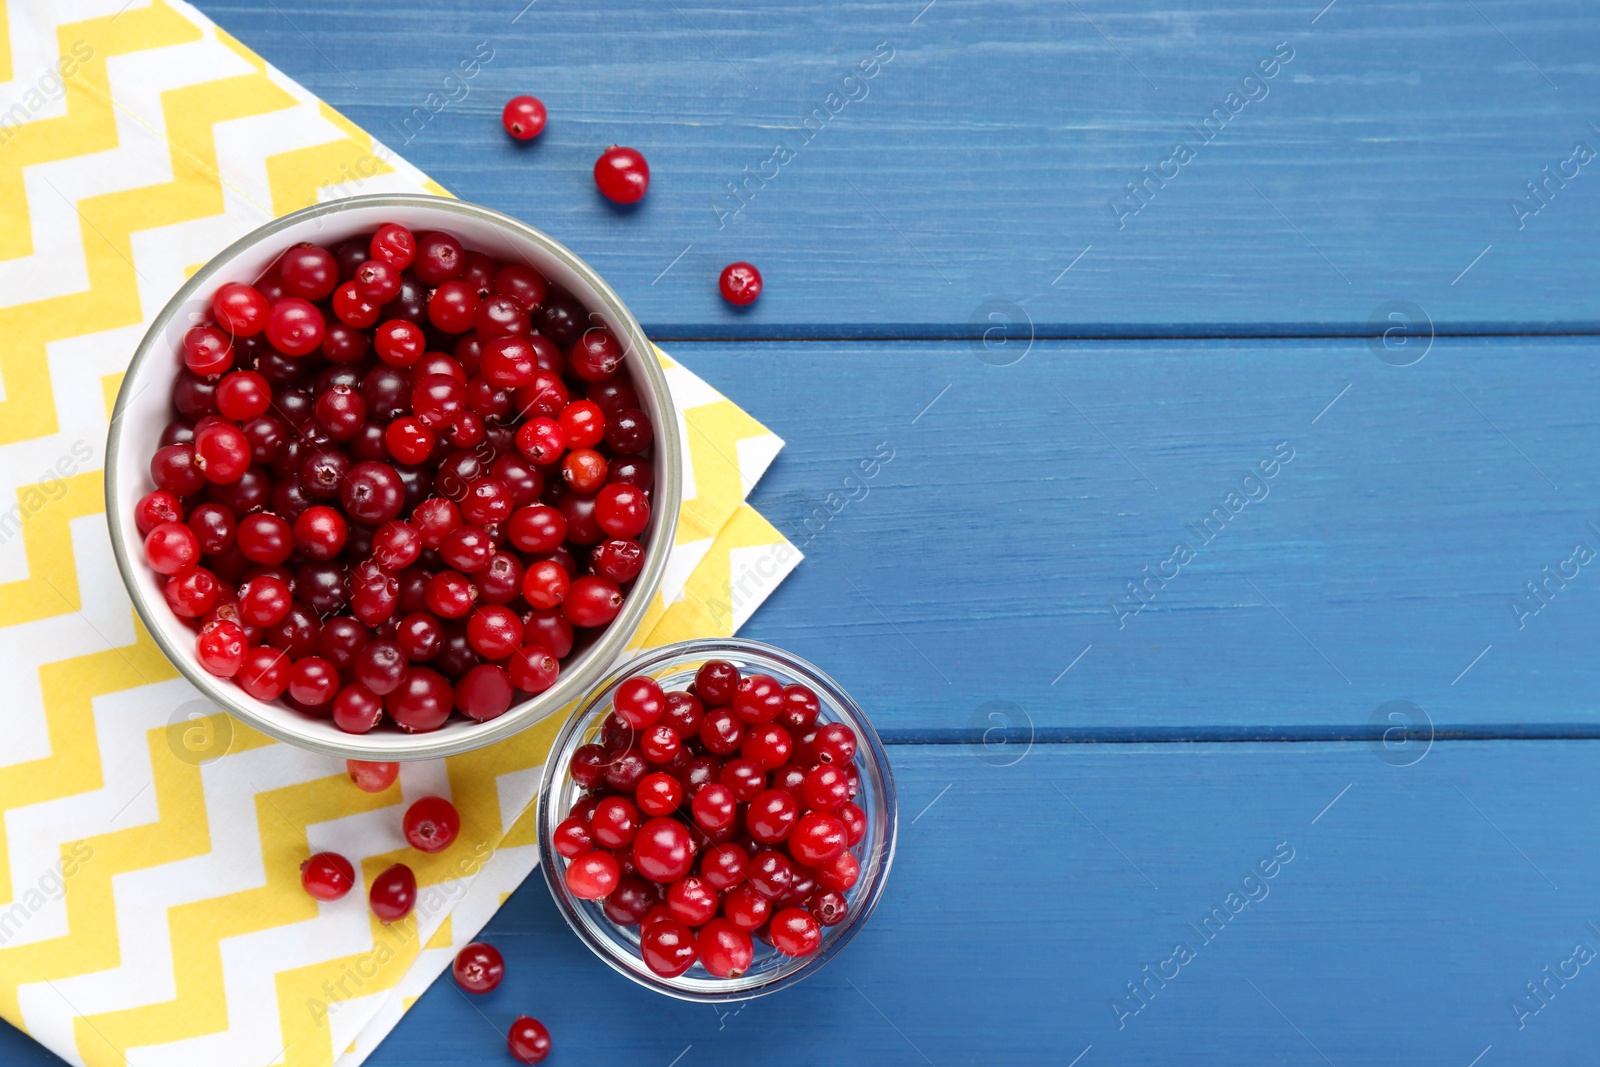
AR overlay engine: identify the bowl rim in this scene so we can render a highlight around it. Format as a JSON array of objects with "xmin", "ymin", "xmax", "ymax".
[
  {"xmin": 104, "ymin": 193, "xmax": 682, "ymax": 761},
  {"xmin": 536, "ymin": 636, "xmax": 899, "ymax": 1002}
]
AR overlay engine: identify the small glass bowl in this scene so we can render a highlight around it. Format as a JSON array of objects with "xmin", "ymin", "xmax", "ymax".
[{"xmin": 537, "ymin": 638, "xmax": 896, "ymax": 1002}]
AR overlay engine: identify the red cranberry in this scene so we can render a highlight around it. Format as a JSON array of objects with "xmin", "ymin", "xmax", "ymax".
[
  {"xmin": 288, "ymin": 655, "xmax": 339, "ymax": 707},
  {"xmin": 605, "ymin": 408, "xmax": 654, "ymax": 454},
  {"xmin": 370, "ymin": 223, "xmax": 416, "ymax": 269},
  {"xmin": 144, "ymin": 521, "xmax": 199, "ymax": 575},
  {"xmin": 502, "ymin": 95, "xmax": 547, "ymax": 140},
  {"xmin": 193, "ymin": 422, "xmax": 251, "ymax": 484},
  {"xmin": 723, "ymin": 883, "xmax": 771, "ymax": 930},
  {"xmin": 507, "ymin": 1016, "xmax": 551, "ymax": 1064},
  {"xmin": 695, "ymin": 918, "xmax": 753, "ymax": 978},
  {"xmin": 501, "ymin": 644, "xmax": 555, "ymax": 694},
  {"xmin": 404, "ymin": 795, "xmax": 461, "ymax": 853},
  {"xmin": 413, "ymin": 231, "xmax": 465, "ymax": 286},
  {"xmin": 369, "ymin": 862, "xmax": 417, "ymax": 922},
  {"xmin": 632, "ymin": 816, "xmax": 693, "ymax": 882},
  {"xmin": 562, "ymin": 575, "xmax": 622, "ymax": 628},
  {"xmin": 347, "ymin": 759, "xmax": 399, "ymax": 792},
  {"xmin": 771, "ymin": 906, "xmax": 821, "ymax": 957},
  {"xmin": 814, "ymin": 849, "xmax": 861, "ymax": 893},
  {"xmin": 280, "ymin": 245, "xmax": 338, "ymax": 300},
  {"xmin": 195, "ymin": 620, "xmax": 247, "ymax": 677},
  {"xmin": 640, "ymin": 919, "xmax": 697, "ymax": 977},
  {"xmin": 300, "ymin": 852, "xmax": 355, "ymax": 901},
  {"xmin": 569, "ymin": 328, "xmax": 624, "ymax": 383},
  {"xmin": 386, "ymin": 667, "xmax": 453, "ymax": 732},
  {"xmin": 266, "ymin": 297, "xmax": 325, "ymax": 356},
  {"xmin": 594, "ymin": 145, "xmax": 650, "ymax": 204},
  {"xmin": 332, "ymin": 683, "xmax": 384, "ymax": 733},
  {"xmin": 452, "ymin": 941, "xmax": 505, "ymax": 994},
  {"xmin": 456, "ymin": 663, "xmax": 514, "ymax": 721},
  {"xmin": 734, "ymin": 673, "xmax": 784, "ymax": 724},
  {"xmin": 566, "ymin": 850, "xmax": 620, "ymax": 899},
  {"xmin": 494, "ymin": 263, "xmax": 547, "ymax": 312},
  {"xmin": 719, "ymin": 261, "xmax": 763, "ymax": 306},
  {"xmin": 213, "ymin": 282, "xmax": 270, "ymax": 336},
  {"xmin": 553, "ymin": 815, "xmax": 594, "ymax": 858},
  {"xmin": 164, "ymin": 567, "xmax": 220, "ymax": 618},
  {"xmin": 695, "ymin": 660, "xmax": 740, "ymax": 706}
]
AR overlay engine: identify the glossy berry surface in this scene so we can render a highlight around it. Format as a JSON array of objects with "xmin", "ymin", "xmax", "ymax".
[
  {"xmin": 507, "ymin": 1016, "xmax": 551, "ymax": 1064},
  {"xmin": 300, "ymin": 852, "xmax": 355, "ymax": 901},
  {"xmin": 719, "ymin": 261, "xmax": 763, "ymax": 306},
  {"xmin": 502, "ymin": 95, "xmax": 547, "ymax": 140},
  {"xmin": 451, "ymin": 941, "xmax": 505, "ymax": 994},
  {"xmin": 403, "ymin": 795, "xmax": 460, "ymax": 853},
  {"xmin": 594, "ymin": 145, "xmax": 650, "ymax": 204},
  {"xmin": 369, "ymin": 862, "xmax": 417, "ymax": 922}
]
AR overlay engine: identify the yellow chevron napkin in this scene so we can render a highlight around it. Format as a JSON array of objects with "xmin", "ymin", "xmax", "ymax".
[{"xmin": 0, "ymin": 2, "xmax": 800, "ymax": 1065}]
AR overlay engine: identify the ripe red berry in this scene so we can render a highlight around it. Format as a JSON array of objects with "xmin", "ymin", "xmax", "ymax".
[
  {"xmin": 182, "ymin": 325, "xmax": 233, "ymax": 376},
  {"xmin": 507, "ymin": 1015, "xmax": 551, "ymax": 1064},
  {"xmin": 144, "ymin": 521, "xmax": 199, "ymax": 575},
  {"xmin": 594, "ymin": 145, "xmax": 650, "ymax": 204},
  {"xmin": 632, "ymin": 816, "xmax": 693, "ymax": 882},
  {"xmin": 695, "ymin": 660, "xmax": 740, "ymax": 706},
  {"xmin": 452, "ymin": 941, "xmax": 505, "ymax": 994},
  {"xmin": 562, "ymin": 575, "xmax": 623, "ymax": 628},
  {"xmin": 695, "ymin": 918, "xmax": 753, "ymax": 978},
  {"xmin": 301, "ymin": 852, "xmax": 355, "ymax": 901},
  {"xmin": 266, "ymin": 297, "xmax": 325, "ymax": 356},
  {"xmin": 719, "ymin": 262, "xmax": 762, "ymax": 306},
  {"xmin": 566, "ymin": 849, "xmax": 620, "ymax": 899},
  {"xmin": 613, "ymin": 675, "xmax": 665, "ymax": 729},
  {"xmin": 502, "ymin": 95, "xmax": 547, "ymax": 140},
  {"xmin": 636, "ymin": 771, "xmax": 683, "ymax": 817},
  {"xmin": 196, "ymin": 620, "xmax": 247, "ymax": 677},
  {"xmin": 403, "ymin": 795, "xmax": 461, "ymax": 853},
  {"xmin": 640, "ymin": 918, "xmax": 697, "ymax": 977},
  {"xmin": 370, "ymin": 223, "xmax": 416, "ymax": 269},
  {"xmin": 213, "ymin": 283, "xmax": 270, "ymax": 337},
  {"xmin": 369, "ymin": 862, "xmax": 417, "ymax": 922},
  {"xmin": 553, "ymin": 814, "xmax": 594, "ymax": 859},
  {"xmin": 770, "ymin": 906, "xmax": 822, "ymax": 957},
  {"xmin": 348, "ymin": 764, "xmax": 398, "ymax": 796}
]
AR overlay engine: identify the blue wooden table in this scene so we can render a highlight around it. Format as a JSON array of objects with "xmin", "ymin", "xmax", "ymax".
[{"xmin": 9, "ymin": 1, "xmax": 1600, "ymax": 1063}]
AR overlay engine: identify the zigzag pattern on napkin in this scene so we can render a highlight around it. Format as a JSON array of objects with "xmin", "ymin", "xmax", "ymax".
[{"xmin": 0, "ymin": 3, "xmax": 798, "ymax": 1065}]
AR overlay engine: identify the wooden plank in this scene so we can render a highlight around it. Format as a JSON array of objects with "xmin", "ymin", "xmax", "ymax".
[
  {"xmin": 5, "ymin": 742, "xmax": 1594, "ymax": 1065},
  {"xmin": 366, "ymin": 743, "xmax": 1600, "ymax": 1065},
  {"xmin": 195, "ymin": 0, "xmax": 1600, "ymax": 334},
  {"xmin": 662, "ymin": 337, "xmax": 1600, "ymax": 736}
]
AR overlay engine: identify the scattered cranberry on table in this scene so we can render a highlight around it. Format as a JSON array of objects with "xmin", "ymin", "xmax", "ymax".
[
  {"xmin": 502, "ymin": 95, "xmax": 547, "ymax": 141},
  {"xmin": 135, "ymin": 221, "xmax": 659, "ymax": 736},
  {"xmin": 507, "ymin": 1015, "xmax": 552, "ymax": 1064},
  {"xmin": 718, "ymin": 262, "xmax": 762, "ymax": 307},
  {"xmin": 347, "ymin": 759, "xmax": 399, "ymax": 792},
  {"xmin": 593, "ymin": 145, "xmax": 650, "ymax": 204},
  {"xmin": 452, "ymin": 941, "xmax": 506, "ymax": 994},
  {"xmin": 556, "ymin": 662, "xmax": 866, "ymax": 978},
  {"xmin": 369, "ymin": 862, "xmax": 417, "ymax": 923},
  {"xmin": 403, "ymin": 795, "xmax": 462, "ymax": 853},
  {"xmin": 300, "ymin": 852, "xmax": 355, "ymax": 901}
]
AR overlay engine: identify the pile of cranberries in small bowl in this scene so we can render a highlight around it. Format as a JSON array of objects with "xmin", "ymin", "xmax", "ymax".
[
  {"xmin": 552, "ymin": 659, "xmax": 868, "ymax": 980},
  {"xmin": 135, "ymin": 222, "xmax": 659, "ymax": 735}
]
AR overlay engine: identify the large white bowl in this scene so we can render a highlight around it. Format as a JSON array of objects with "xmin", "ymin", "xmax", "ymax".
[{"xmin": 105, "ymin": 194, "xmax": 681, "ymax": 760}]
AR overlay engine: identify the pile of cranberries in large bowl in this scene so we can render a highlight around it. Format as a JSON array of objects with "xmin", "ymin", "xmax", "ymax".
[{"xmin": 134, "ymin": 222, "xmax": 659, "ymax": 735}]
